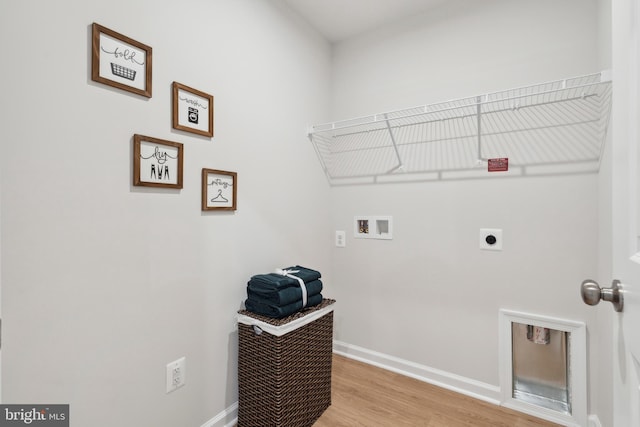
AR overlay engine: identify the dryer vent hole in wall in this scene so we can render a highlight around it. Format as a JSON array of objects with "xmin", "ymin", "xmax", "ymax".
[
  {"xmin": 499, "ymin": 310, "xmax": 587, "ymax": 426},
  {"xmin": 512, "ymin": 323, "xmax": 570, "ymax": 414}
]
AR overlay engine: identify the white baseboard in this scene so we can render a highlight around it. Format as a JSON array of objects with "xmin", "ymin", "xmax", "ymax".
[
  {"xmin": 588, "ymin": 414, "xmax": 602, "ymax": 427},
  {"xmin": 200, "ymin": 402, "xmax": 237, "ymax": 427},
  {"xmin": 333, "ymin": 339, "xmax": 501, "ymax": 405}
]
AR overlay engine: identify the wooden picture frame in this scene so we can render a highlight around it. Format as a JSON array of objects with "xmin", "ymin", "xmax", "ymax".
[
  {"xmin": 133, "ymin": 135, "xmax": 183, "ymax": 189},
  {"xmin": 172, "ymin": 82, "xmax": 214, "ymax": 137},
  {"xmin": 91, "ymin": 23, "xmax": 152, "ymax": 98},
  {"xmin": 202, "ymin": 169, "xmax": 237, "ymax": 211}
]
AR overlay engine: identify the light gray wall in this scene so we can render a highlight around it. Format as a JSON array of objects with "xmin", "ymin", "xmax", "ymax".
[
  {"xmin": 0, "ymin": 1, "xmax": 331, "ymax": 426},
  {"xmin": 0, "ymin": 0, "xmax": 615, "ymax": 424},
  {"xmin": 327, "ymin": 0, "xmax": 603, "ymax": 411},
  {"xmin": 329, "ymin": 0, "xmax": 601, "ymax": 119}
]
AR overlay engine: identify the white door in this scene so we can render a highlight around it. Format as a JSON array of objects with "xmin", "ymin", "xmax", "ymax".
[{"xmin": 611, "ymin": 0, "xmax": 640, "ymax": 425}]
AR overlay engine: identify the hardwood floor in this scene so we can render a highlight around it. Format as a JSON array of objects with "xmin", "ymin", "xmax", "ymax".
[{"xmin": 313, "ymin": 354, "xmax": 561, "ymax": 427}]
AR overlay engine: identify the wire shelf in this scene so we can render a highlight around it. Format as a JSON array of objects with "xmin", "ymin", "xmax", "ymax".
[{"xmin": 308, "ymin": 72, "xmax": 612, "ymax": 185}]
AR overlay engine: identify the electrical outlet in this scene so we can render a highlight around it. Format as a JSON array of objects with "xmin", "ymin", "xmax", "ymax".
[
  {"xmin": 335, "ymin": 230, "xmax": 346, "ymax": 247},
  {"xmin": 166, "ymin": 357, "xmax": 186, "ymax": 393},
  {"xmin": 479, "ymin": 228, "xmax": 503, "ymax": 251}
]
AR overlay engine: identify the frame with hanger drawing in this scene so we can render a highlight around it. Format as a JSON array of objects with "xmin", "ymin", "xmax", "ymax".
[{"xmin": 202, "ymin": 168, "xmax": 237, "ymax": 211}]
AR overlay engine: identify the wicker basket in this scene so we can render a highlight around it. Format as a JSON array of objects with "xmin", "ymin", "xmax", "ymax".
[{"xmin": 237, "ymin": 299, "xmax": 335, "ymax": 427}]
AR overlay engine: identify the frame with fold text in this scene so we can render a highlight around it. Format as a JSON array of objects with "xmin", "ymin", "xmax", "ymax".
[{"xmin": 91, "ymin": 23, "xmax": 152, "ymax": 98}]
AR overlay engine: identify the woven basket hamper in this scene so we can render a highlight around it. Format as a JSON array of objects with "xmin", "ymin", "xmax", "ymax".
[{"xmin": 237, "ymin": 299, "xmax": 335, "ymax": 427}]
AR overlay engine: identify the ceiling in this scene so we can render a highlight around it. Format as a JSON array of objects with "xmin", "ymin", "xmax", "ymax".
[{"xmin": 281, "ymin": 0, "xmax": 452, "ymax": 43}]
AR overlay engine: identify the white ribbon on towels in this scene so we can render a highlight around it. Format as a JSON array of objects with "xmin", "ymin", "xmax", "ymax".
[{"xmin": 275, "ymin": 268, "xmax": 308, "ymax": 308}]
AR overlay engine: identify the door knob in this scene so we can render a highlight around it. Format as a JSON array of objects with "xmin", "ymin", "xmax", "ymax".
[{"xmin": 580, "ymin": 279, "xmax": 623, "ymax": 312}]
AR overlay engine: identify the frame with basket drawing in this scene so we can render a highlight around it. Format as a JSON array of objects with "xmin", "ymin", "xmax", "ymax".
[
  {"xmin": 91, "ymin": 23, "xmax": 152, "ymax": 98},
  {"xmin": 202, "ymin": 169, "xmax": 236, "ymax": 211}
]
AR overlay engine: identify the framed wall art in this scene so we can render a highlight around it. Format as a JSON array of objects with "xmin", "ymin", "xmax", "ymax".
[
  {"xmin": 173, "ymin": 82, "xmax": 214, "ymax": 137},
  {"xmin": 202, "ymin": 169, "xmax": 237, "ymax": 211},
  {"xmin": 91, "ymin": 23, "xmax": 152, "ymax": 98},
  {"xmin": 133, "ymin": 135, "xmax": 183, "ymax": 189}
]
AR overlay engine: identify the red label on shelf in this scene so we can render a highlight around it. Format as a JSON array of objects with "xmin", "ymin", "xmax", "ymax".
[{"xmin": 488, "ymin": 158, "xmax": 509, "ymax": 172}]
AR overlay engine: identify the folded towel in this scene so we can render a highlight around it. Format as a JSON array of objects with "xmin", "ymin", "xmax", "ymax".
[
  {"xmin": 248, "ymin": 266, "xmax": 322, "ymax": 292},
  {"xmin": 247, "ymin": 273, "xmax": 296, "ymax": 292},
  {"xmin": 248, "ymin": 279, "xmax": 323, "ymax": 306},
  {"xmin": 245, "ymin": 293, "xmax": 323, "ymax": 318},
  {"xmin": 247, "ymin": 273, "xmax": 300, "ymax": 291},
  {"xmin": 281, "ymin": 265, "xmax": 321, "ymax": 283}
]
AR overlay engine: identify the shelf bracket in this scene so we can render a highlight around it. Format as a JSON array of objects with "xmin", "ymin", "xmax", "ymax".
[
  {"xmin": 476, "ymin": 95, "xmax": 483, "ymax": 163},
  {"xmin": 384, "ymin": 115, "xmax": 404, "ymax": 174}
]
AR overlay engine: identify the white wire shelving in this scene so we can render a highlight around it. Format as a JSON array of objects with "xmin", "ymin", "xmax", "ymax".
[{"xmin": 307, "ymin": 72, "xmax": 613, "ymax": 185}]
